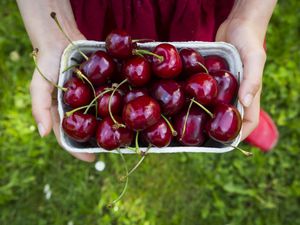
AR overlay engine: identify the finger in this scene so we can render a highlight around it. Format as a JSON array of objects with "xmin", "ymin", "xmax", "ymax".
[
  {"xmin": 241, "ymin": 89, "xmax": 261, "ymax": 140},
  {"xmin": 239, "ymin": 48, "xmax": 266, "ymax": 107},
  {"xmin": 30, "ymin": 69, "xmax": 54, "ymax": 137},
  {"xmin": 51, "ymin": 104, "xmax": 96, "ymax": 163}
]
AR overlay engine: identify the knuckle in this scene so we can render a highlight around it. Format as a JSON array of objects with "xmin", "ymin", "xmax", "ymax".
[
  {"xmin": 254, "ymin": 48, "xmax": 267, "ymax": 62},
  {"xmin": 31, "ymin": 105, "xmax": 39, "ymax": 119},
  {"xmin": 251, "ymin": 116, "xmax": 259, "ymax": 130},
  {"xmin": 251, "ymin": 80, "xmax": 261, "ymax": 92}
]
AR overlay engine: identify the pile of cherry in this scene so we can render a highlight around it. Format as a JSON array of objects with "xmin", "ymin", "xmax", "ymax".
[{"xmin": 61, "ymin": 30, "xmax": 242, "ymax": 152}]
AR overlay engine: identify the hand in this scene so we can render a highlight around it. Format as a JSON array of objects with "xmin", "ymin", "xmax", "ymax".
[
  {"xmin": 216, "ymin": 18, "xmax": 267, "ymax": 140},
  {"xmin": 30, "ymin": 38, "xmax": 96, "ymax": 162}
]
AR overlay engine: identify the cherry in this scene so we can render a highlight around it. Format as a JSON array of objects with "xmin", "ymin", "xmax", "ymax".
[
  {"xmin": 152, "ymin": 43, "xmax": 182, "ymax": 79},
  {"xmin": 204, "ymin": 55, "xmax": 229, "ymax": 73},
  {"xmin": 122, "ymin": 56, "xmax": 151, "ymax": 87},
  {"xmin": 62, "ymin": 111, "xmax": 97, "ymax": 143},
  {"xmin": 180, "ymin": 48, "xmax": 207, "ymax": 74},
  {"xmin": 63, "ymin": 76, "xmax": 93, "ymax": 108},
  {"xmin": 185, "ymin": 73, "xmax": 218, "ymax": 105},
  {"xmin": 80, "ymin": 50, "xmax": 116, "ymax": 86},
  {"xmin": 206, "ymin": 103, "xmax": 242, "ymax": 143},
  {"xmin": 95, "ymin": 86, "xmax": 122, "ymax": 118},
  {"xmin": 123, "ymin": 88, "xmax": 148, "ymax": 105},
  {"xmin": 151, "ymin": 80, "xmax": 185, "ymax": 116},
  {"xmin": 96, "ymin": 117, "xmax": 134, "ymax": 150},
  {"xmin": 122, "ymin": 96, "xmax": 161, "ymax": 131},
  {"xmin": 32, "ymin": 49, "xmax": 96, "ymax": 110},
  {"xmin": 173, "ymin": 106, "xmax": 208, "ymax": 146},
  {"xmin": 141, "ymin": 118, "xmax": 172, "ymax": 147},
  {"xmin": 211, "ymin": 70, "xmax": 238, "ymax": 104},
  {"xmin": 105, "ymin": 29, "xmax": 133, "ymax": 59}
]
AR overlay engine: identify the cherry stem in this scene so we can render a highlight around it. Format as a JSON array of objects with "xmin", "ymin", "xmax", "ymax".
[
  {"xmin": 32, "ymin": 49, "xmax": 67, "ymax": 92},
  {"xmin": 120, "ymin": 145, "xmax": 151, "ymax": 181},
  {"xmin": 74, "ymin": 68, "xmax": 97, "ymax": 116},
  {"xmin": 161, "ymin": 114, "xmax": 177, "ymax": 136},
  {"xmin": 181, "ymin": 97, "xmax": 194, "ymax": 140},
  {"xmin": 109, "ymin": 79, "xmax": 128, "ymax": 129},
  {"xmin": 83, "ymin": 88, "xmax": 113, "ymax": 114},
  {"xmin": 107, "ymin": 149, "xmax": 129, "ymax": 208},
  {"xmin": 66, "ymin": 104, "xmax": 95, "ymax": 117},
  {"xmin": 191, "ymin": 98, "xmax": 213, "ymax": 118},
  {"xmin": 134, "ymin": 49, "xmax": 164, "ymax": 62},
  {"xmin": 62, "ymin": 64, "xmax": 80, "ymax": 73},
  {"xmin": 229, "ymin": 144, "xmax": 253, "ymax": 157},
  {"xmin": 50, "ymin": 12, "xmax": 88, "ymax": 61},
  {"xmin": 135, "ymin": 131, "xmax": 140, "ymax": 154},
  {"xmin": 197, "ymin": 62, "xmax": 208, "ymax": 74},
  {"xmin": 132, "ymin": 39, "xmax": 155, "ymax": 43}
]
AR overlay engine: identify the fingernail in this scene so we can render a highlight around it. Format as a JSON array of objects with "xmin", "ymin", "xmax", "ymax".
[
  {"xmin": 243, "ymin": 94, "xmax": 253, "ymax": 107},
  {"xmin": 38, "ymin": 123, "xmax": 45, "ymax": 137}
]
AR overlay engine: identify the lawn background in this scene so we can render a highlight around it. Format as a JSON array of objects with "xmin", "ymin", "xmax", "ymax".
[{"xmin": 0, "ymin": 1, "xmax": 300, "ymax": 224}]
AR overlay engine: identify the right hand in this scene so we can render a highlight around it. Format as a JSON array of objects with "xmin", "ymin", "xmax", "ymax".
[{"xmin": 30, "ymin": 38, "xmax": 96, "ymax": 162}]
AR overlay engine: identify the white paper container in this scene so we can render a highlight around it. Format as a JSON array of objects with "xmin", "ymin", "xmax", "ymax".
[{"xmin": 58, "ymin": 41, "xmax": 243, "ymax": 154}]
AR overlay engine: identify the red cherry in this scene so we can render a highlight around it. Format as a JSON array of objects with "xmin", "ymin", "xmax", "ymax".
[
  {"xmin": 123, "ymin": 88, "xmax": 148, "ymax": 105},
  {"xmin": 141, "ymin": 118, "xmax": 172, "ymax": 147},
  {"xmin": 80, "ymin": 50, "xmax": 115, "ymax": 86},
  {"xmin": 204, "ymin": 55, "xmax": 229, "ymax": 73},
  {"xmin": 185, "ymin": 73, "xmax": 218, "ymax": 105},
  {"xmin": 174, "ymin": 106, "xmax": 208, "ymax": 146},
  {"xmin": 152, "ymin": 43, "xmax": 182, "ymax": 79},
  {"xmin": 63, "ymin": 77, "xmax": 93, "ymax": 108},
  {"xmin": 211, "ymin": 70, "xmax": 238, "ymax": 104},
  {"xmin": 62, "ymin": 112, "xmax": 97, "ymax": 143},
  {"xmin": 105, "ymin": 29, "xmax": 133, "ymax": 59},
  {"xmin": 96, "ymin": 117, "xmax": 134, "ymax": 150},
  {"xmin": 122, "ymin": 96, "xmax": 161, "ymax": 131},
  {"xmin": 151, "ymin": 80, "xmax": 185, "ymax": 116},
  {"xmin": 122, "ymin": 56, "xmax": 151, "ymax": 87},
  {"xmin": 206, "ymin": 103, "xmax": 242, "ymax": 143},
  {"xmin": 95, "ymin": 86, "xmax": 122, "ymax": 118},
  {"xmin": 180, "ymin": 48, "xmax": 206, "ymax": 74}
]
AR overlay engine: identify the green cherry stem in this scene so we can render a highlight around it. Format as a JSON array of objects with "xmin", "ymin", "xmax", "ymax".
[
  {"xmin": 121, "ymin": 145, "xmax": 151, "ymax": 181},
  {"xmin": 50, "ymin": 12, "xmax": 88, "ymax": 61},
  {"xmin": 62, "ymin": 64, "xmax": 80, "ymax": 73},
  {"xmin": 190, "ymin": 98, "xmax": 213, "ymax": 118},
  {"xmin": 197, "ymin": 62, "xmax": 209, "ymax": 74},
  {"xmin": 161, "ymin": 114, "xmax": 177, "ymax": 136},
  {"xmin": 74, "ymin": 68, "xmax": 97, "ymax": 116},
  {"xmin": 133, "ymin": 49, "xmax": 164, "ymax": 62},
  {"xmin": 132, "ymin": 39, "xmax": 155, "ymax": 43},
  {"xmin": 109, "ymin": 79, "xmax": 128, "ymax": 129},
  {"xmin": 107, "ymin": 149, "xmax": 129, "ymax": 208},
  {"xmin": 181, "ymin": 97, "xmax": 194, "ymax": 141},
  {"xmin": 228, "ymin": 144, "xmax": 253, "ymax": 157},
  {"xmin": 135, "ymin": 131, "xmax": 140, "ymax": 154},
  {"xmin": 83, "ymin": 88, "xmax": 113, "ymax": 114},
  {"xmin": 65, "ymin": 104, "xmax": 95, "ymax": 117},
  {"xmin": 32, "ymin": 49, "xmax": 67, "ymax": 91}
]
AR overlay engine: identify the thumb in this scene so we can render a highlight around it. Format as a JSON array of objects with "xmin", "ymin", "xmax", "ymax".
[
  {"xmin": 30, "ymin": 68, "xmax": 54, "ymax": 137},
  {"xmin": 239, "ymin": 48, "xmax": 266, "ymax": 107}
]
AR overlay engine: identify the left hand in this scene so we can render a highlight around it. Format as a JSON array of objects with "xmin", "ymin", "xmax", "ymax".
[{"xmin": 216, "ymin": 18, "xmax": 267, "ymax": 140}]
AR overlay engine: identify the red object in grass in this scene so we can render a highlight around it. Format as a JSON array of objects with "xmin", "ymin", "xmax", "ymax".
[{"xmin": 244, "ymin": 109, "xmax": 279, "ymax": 152}]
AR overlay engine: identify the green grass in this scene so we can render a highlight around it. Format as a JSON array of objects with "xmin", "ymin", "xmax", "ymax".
[{"xmin": 1, "ymin": 1, "xmax": 300, "ymax": 224}]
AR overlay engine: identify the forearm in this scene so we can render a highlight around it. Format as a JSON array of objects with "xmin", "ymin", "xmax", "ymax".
[
  {"xmin": 16, "ymin": 0, "xmax": 83, "ymax": 51},
  {"xmin": 228, "ymin": 0, "xmax": 277, "ymax": 39}
]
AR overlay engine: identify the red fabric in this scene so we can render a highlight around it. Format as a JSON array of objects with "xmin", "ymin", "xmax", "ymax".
[
  {"xmin": 70, "ymin": 0, "xmax": 234, "ymax": 42},
  {"xmin": 245, "ymin": 110, "xmax": 279, "ymax": 152}
]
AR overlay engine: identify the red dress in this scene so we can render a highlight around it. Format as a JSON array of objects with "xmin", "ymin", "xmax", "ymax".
[{"xmin": 70, "ymin": 0, "xmax": 234, "ymax": 42}]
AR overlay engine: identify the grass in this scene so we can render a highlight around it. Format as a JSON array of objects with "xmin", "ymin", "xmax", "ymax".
[{"xmin": 0, "ymin": 1, "xmax": 300, "ymax": 224}]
